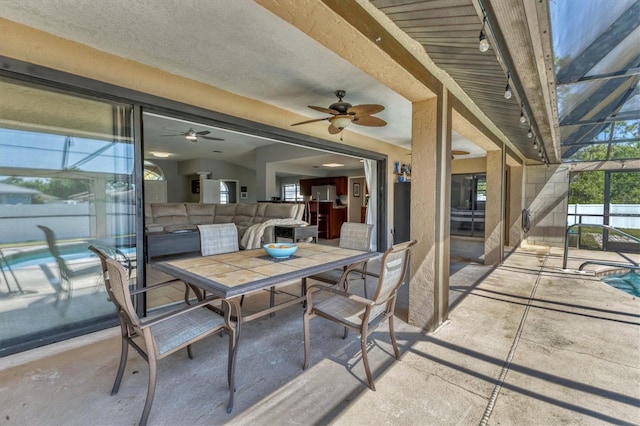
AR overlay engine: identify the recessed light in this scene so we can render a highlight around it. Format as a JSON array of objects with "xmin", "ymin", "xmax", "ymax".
[
  {"xmin": 151, "ymin": 151, "xmax": 171, "ymax": 158},
  {"xmin": 212, "ymin": 150, "xmax": 222, "ymax": 153},
  {"xmin": 321, "ymin": 163, "xmax": 344, "ymax": 168}
]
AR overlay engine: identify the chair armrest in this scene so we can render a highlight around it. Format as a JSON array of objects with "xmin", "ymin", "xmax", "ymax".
[
  {"xmin": 306, "ymin": 284, "xmax": 374, "ymax": 306},
  {"xmin": 138, "ymin": 297, "xmax": 226, "ymax": 329}
]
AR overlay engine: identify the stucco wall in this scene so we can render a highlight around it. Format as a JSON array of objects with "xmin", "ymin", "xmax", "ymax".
[{"xmin": 524, "ymin": 164, "xmax": 570, "ymax": 247}]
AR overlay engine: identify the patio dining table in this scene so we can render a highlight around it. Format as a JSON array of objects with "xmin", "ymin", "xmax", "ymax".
[{"xmin": 153, "ymin": 242, "xmax": 377, "ymax": 411}]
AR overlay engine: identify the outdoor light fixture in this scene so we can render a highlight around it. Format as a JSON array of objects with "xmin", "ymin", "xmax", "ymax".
[
  {"xmin": 519, "ymin": 110, "xmax": 527, "ymax": 124},
  {"xmin": 533, "ymin": 139, "xmax": 539, "ymax": 149},
  {"xmin": 527, "ymin": 128, "xmax": 533, "ymax": 138},
  {"xmin": 479, "ymin": 17, "xmax": 489, "ymax": 52},
  {"xmin": 504, "ymin": 74, "xmax": 512, "ymax": 100}
]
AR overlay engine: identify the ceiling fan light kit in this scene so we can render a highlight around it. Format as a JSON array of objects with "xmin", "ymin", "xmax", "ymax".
[
  {"xmin": 329, "ymin": 115, "xmax": 353, "ymax": 130},
  {"xmin": 291, "ymin": 90, "xmax": 386, "ymax": 135}
]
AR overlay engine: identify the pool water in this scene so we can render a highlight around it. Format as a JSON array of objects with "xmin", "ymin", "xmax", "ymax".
[
  {"xmin": 600, "ymin": 272, "xmax": 640, "ymax": 297},
  {"xmin": 1, "ymin": 244, "xmax": 135, "ymax": 270}
]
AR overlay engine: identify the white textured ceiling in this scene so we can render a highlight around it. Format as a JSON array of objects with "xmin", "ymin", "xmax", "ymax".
[{"xmin": 0, "ymin": 0, "xmax": 485, "ymax": 170}]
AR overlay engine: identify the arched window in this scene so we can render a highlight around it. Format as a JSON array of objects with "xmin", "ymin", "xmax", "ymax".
[
  {"xmin": 143, "ymin": 161, "xmax": 164, "ymax": 181},
  {"xmin": 220, "ymin": 181, "xmax": 229, "ymax": 204}
]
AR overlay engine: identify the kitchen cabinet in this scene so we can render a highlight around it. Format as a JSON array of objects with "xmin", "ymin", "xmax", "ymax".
[
  {"xmin": 300, "ymin": 176, "xmax": 348, "ymax": 196},
  {"xmin": 329, "ymin": 206, "xmax": 347, "ymax": 239}
]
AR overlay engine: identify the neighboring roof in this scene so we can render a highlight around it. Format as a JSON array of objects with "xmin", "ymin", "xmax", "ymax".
[{"xmin": 0, "ymin": 182, "xmax": 40, "ymax": 195}]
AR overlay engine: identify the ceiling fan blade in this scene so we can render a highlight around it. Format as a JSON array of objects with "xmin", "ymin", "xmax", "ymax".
[
  {"xmin": 291, "ymin": 117, "xmax": 331, "ymax": 126},
  {"xmin": 195, "ymin": 130, "xmax": 211, "ymax": 136},
  {"xmin": 328, "ymin": 124, "xmax": 342, "ymax": 134},
  {"xmin": 308, "ymin": 105, "xmax": 339, "ymax": 115},
  {"xmin": 160, "ymin": 133, "xmax": 181, "ymax": 137},
  {"xmin": 352, "ymin": 115, "xmax": 387, "ymax": 127},
  {"xmin": 199, "ymin": 135, "xmax": 225, "ymax": 141},
  {"xmin": 452, "ymin": 150, "xmax": 470, "ymax": 155},
  {"xmin": 348, "ymin": 104, "xmax": 385, "ymax": 115}
]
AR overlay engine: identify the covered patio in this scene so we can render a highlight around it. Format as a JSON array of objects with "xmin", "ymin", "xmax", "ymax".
[{"xmin": 2, "ymin": 246, "xmax": 638, "ymax": 425}]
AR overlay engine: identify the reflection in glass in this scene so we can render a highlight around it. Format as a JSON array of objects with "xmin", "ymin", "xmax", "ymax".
[{"xmin": 0, "ymin": 78, "xmax": 135, "ymax": 356}]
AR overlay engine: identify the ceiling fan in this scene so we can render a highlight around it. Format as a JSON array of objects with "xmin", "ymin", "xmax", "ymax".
[
  {"xmin": 291, "ymin": 90, "xmax": 387, "ymax": 134},
  {"xmin": 452, "ymin": 150, "xmax": 470, "ymax": 159},
  {"xmin": 161, "ymin": 127, "xmax": 224, "ymax": 142}
]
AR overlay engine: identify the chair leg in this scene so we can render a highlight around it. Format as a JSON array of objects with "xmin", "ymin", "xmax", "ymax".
[
  {"xmin": 111, "ymin": 325, "xmax": 129, "ymax": 395},
  {"xmin": 360, "ymin": 334, "xmax": 375, "ymax": 391},
  {"xmin": 343, "ymin": 327, "xmax": 349, "ymax": 339},
  {"xmin": 140, "ymin": 354, "xmax": 158, "ymax": 426},
  {"xmin": 303, "ymin": 311, "xmax": 311, "ymax": 370},
  {"xmin": 362, "ymin": 262, "xmax": 368, "ymax": 299},
  {"xmin": 389, "ymin": 315, "xmax": 400, "ymax": 360}
]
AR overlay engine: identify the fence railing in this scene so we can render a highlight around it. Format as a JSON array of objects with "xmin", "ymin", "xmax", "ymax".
[{"xmin": 563, "ymin": 224, "xmax": 640, "ymax": 269}]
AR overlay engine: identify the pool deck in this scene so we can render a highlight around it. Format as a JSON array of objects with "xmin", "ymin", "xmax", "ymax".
[{"xmin": 0, "ymin": 244, "xmax": 639, "ymax": 425}]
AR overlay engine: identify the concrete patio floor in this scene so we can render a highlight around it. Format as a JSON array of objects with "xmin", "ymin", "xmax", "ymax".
[{"xmin": 0, "ymin": 245, "xmax": 638, "ymax": 425}]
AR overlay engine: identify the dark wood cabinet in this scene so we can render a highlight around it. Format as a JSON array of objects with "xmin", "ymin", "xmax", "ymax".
[
  {"xmin": 334, "ymin": 176, "xmax": 348, "ymax": 195},
  {"xmin": 329, "ymin": 206, "xmax": 347, "ymax": 239},
  {"xmin": 299, "ymin": 176, "xmax": 349, "ymax": 196},
  {"xmin": 308, "ymin": 201, "xmax": 347, "ymax": 239}
]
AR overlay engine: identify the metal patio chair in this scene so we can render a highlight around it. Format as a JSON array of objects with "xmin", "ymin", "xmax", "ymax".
[
  {"xmin": 305, "ymin": 222, "xmax": 374, "ymax": 296},
  {"xmin": 303, "ymin": 239, "xmax": 416, "ymax": 391},
  {"xmin": 90, "ymin": 246, "xmax": 237, "ymax": 425}
]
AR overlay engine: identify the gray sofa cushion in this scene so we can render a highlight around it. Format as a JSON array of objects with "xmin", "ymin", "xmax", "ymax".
[
  {"xmin": 260, "ymin": 204, "xmax": 300, "ymax": 222},
  {"xmin": 150, "ymin": 203, "xmax": 189, "ymax": 227},
  {"xmin": 212, "ymin": 204, "xmax": 238, "ymax": 223},
  {"xmin": 234, "ymin": 203, "xmax": 258, "ymax": 224},
  {"xmin": 186, "ymin": 203, "xmax": 216, "ymax": 225}
]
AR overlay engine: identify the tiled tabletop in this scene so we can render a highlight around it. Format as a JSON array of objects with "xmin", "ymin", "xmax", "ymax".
[{"xmin": 154, "ymin": 242, "xmax": 375, "ymax": 298}]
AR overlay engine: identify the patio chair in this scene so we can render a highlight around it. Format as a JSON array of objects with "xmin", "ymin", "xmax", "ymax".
[
  {"xmin": 191, "ymin": 223, "xmax": 240, "ymax": 301},
  {"xmin": 91, "ymin": 246, "xmax": 237, "ymax": 425},
  {"xmin": 37, "ymin": 225, "xmax": 99, "ymax": 308},
  {"xmin": 304, "ymin": 222, "xmax": 374, "ymax": 296},
  {"xmin": 198, "ymin": 223, "xmax": 239, "ymax": 256},
  {"xmin": 303, "ymin": 239, "xmax": 416, "ymax": 391}
]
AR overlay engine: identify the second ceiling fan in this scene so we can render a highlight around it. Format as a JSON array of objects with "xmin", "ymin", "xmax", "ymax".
[
  {"xmin": 291, "ymin": 90, "xmax": 387, "ymax": 134},
  {"xmin": 162, "ymin": 127, "xmax": 225, "ymax": 142}
]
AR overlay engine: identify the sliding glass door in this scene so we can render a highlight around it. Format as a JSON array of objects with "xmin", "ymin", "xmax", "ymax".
[
  {"xmin": 451, "ymin": 173, "xmax": 486, "ymax": 237},
  {"xmin": 0, "ymin": 78, "xmax": 136, "ymax": 356}
]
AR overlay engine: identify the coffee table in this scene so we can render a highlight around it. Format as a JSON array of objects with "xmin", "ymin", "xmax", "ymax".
[
  {"xmin": 274, "ymin": 224, "xmax": 318, "ymax": 243},
  {"xmin": 145, "ymin": 230, "xmax": 200, "ymax": 261}
]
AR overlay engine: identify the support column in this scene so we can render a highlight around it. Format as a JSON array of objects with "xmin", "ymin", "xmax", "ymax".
[
  {"xmin": 508, "ymin": 165, "xmax": 524, "ymax": 249},
  {"xmin": 408, "ymin": 89, "xmax": 450, "ymax": 331},
  {"xmin": 484, "ymin": 150, "xmax": 504, "ymax": 265},
  {"xmin": 256, "ymin": 162, "xmax": 277, "ymax": 201}
]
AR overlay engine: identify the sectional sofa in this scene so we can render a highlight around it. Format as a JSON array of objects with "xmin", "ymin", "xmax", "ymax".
[{"xmin": 145, "ymin": 202, "xmax": 306, "ymax": 250}]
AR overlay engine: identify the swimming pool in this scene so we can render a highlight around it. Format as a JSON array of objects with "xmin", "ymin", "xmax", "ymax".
[
  {"xmin": 1, "ymin": 243, "xmax": 135, "ymax": 270},
  {"xmin": 600, "ymin": 271, "xmax": 640, "ymax": 297}
]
